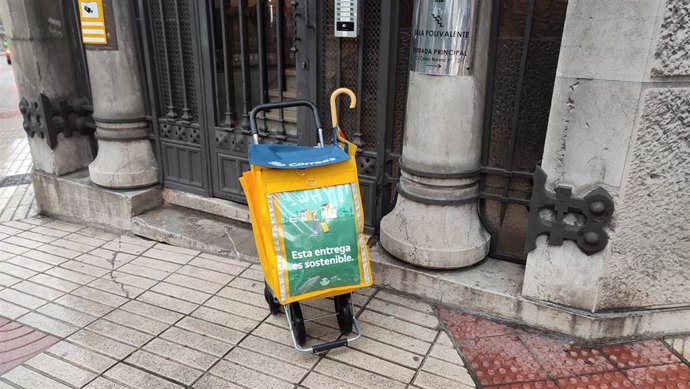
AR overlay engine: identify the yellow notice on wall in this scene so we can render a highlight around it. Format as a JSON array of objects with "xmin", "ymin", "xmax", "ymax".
[{"xmin": 78, "ymin": 0, "xmax": 107, "ymax": 45}]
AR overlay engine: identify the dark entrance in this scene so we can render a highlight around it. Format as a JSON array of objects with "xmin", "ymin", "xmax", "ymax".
[
  {"xmin": 479, "ymin": 0, "xmax": 569, "ymax": 263},
  {"xmin": 135, "ymin": 0, "xmax": 411, "ymax": 233}
]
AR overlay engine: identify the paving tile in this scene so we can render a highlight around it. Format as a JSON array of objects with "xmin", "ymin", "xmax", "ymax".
[
  {"xmin": 87, "ymin": 319, "xmax": 153, "ymax": 347},
  {"xmin": 440, "ymin": 308, "xmax": 515, "ymax": 340},
  {"xmin": 359, "ymin": 310, "xmax": 437, "ymax": 342},
  {"xmin": 189, "ymin": 256, "xmax": 247, "ymax": 275},
  {"xmin": 349, "ymin": 335, "xmax": 424, "ymax": 368},
  {"xmin": 46, "ymin": 341, "xmax": 117, "ymax": 373},
  {"xmin": 226, "ymin": 346, "xmax": 310, "ymax": 383},
  {"xmin": 1, "ymin": 365, "xmax": 72, "ymax": 389},
  {"xmin": 126, "ymin": 349, "xmax": 203, "ymax": 386},
  {"xmin": 519, "ymin": 332, "xmax": 615, "ymax": 378},
  {"xmin": 68, "ymin": 330, "xmax": 136, "ymax": 360},
  {"xmin": 366, "ymin": 298, "xmax": 438, "ymax": 328},
  {"xmin": 191, "ymin": 306, "xmax": 259, "ymax": 333},
  {"xmin": 118, "ymin": 300, "xmax": 183, "ymax": 324},
  {"xmin": 209, "ymin": 359, "xmax": 293, "ymax": 389},
  {"xmin": 88, "ymin": 248, "xmax": 136, "ymax": 264},
  {"xmin": 413, "ymin": 370, "xmax": 476, "ymax": 389},
  {"xmin": 87, "ymin": 277, "xmax": 146, "ymax": 299},
  {"xmin": 63, "ymin": 233, "xmax": 109, "ymax": 248},
  {"xmin": 203, "ymin": 295, "xmax": 268, "ymax": 321},
  {"xmin": 117, "ymin": 263, "xmax": 170, "ymax": 281},
  {"xmin": 301, "ymin": 371, "xmax": 362, "ymax": 389},
  {"xmin": 148, "ymin": 243, "xmax": 199, "ymax": 257},
  {"xmin": 0, "ymin": 262, "xmax": 36, "ymax": 280},
  {"xmin": 104, "ymin": 362, "xmax": 182, "ymax": 389},
  {"xmin": 73, "ymin": 253, "xmax": 123, "ymax": 271},
  {"xmin": 176, "ymin": 265, "xmax": 234, "ymax": 285},
  {"xmin": 216, "ymin": 286, "xmax": 266, "ymax": 307},
  {"xmin": 75, "ymin": 228, "xmax": 119, "ymax": 242},
  {"xmin": 136, "ymin": 291, "xmax": 199, "ymax": 314},
  {"xmin": 54, "ymin": 293, "xmax": 115, "ymax": 317},
  {"xmin": 0, "ymin": 288, "xmax": 46, "ymax": 309},
  {"xmin": 0, "ymin": 327, "xmax": 58, "ymax": 375},
  {"xmin": 25, "ymin": 352, "xmax": 97, "ymax": 387},
  {"xmin": 101, "ymin": 241, "xmax": 149, "ymax": 256},
  {"xmin": 164, "ymin": 273, "xmax": 224, "ymax": 294},
  {"xmin": 59, "ymin": 260, "xmax": 110, "ymax": 278},
  {"xmin": 192, "ymin": 373, "xmax": 244, "ymax": 389},
  {"xmin": 37, "ymin": 302, "xmax": 98, "ymax": 327},
  {"xmin": 0, "ymin": 273, "xmax": 20, "ymax": 288},
  {"xmin": 314, "ymin": 357, "xmax": 406, "ymax": 389},
  {"xmin": 6, "ymin": 256, "xmax": 52, "ymax": 272},
  {"xmin": 420, "ymin": 356, "xmax": 476, "ymax": 387},
  {"xmin": 483, "ymin": 381, "xmax": 558, "ymax": 389},
  {"xmin": 84, "ymin": 377, "xmax": 130, "ymax": 389},
  {"xmin": 328, "ymin": 346, "xmax": 416, "ymax": 383},
  {"xmin": 22, "ymin": 249, "xmax": 69, "ymax": 266},
  {"xmin": 43, "ymin": 221, "xmax": 83, "ymax": 233},
  {"xmin": 160, "ymin": 326, "xmax": 233, "ymax": 357},
  {"xmin": 624, "ymin": 363, "xmax": 690, "ymax": 388},
  {"xmin": 70, "ymin": 286, "xmax": 129, "ymax": 308},
  {"xmin": 228, "ymin": 276, "xmax": 263, "ymax": 293},
  {"xmin": 11, "ymin": 280, "xmax": 64, "ymax": 300},
  {"xmin": 129, "ymin": 256, "xmax": 181, "ymax": 274},
  {"xmin": 151, "ymin": 282, "xmax": 212, "ymax": 304},
  {"xmin": 0, "ymin": 225, "xmax": 22, "ymax": 236},
  {"xmin": 103, "ymin": 309, "xmax": 169, "ymax": 335},
  {"xmin": 142, "ymin": 247, "xmax": 195, "ymax": 265},
  {"xmin": 45, "ymin": 266, "xmax": 96, "ymax": 284},
  {"xmin": 0, "ymin": 252, "xmax": 14, "ymax": 263},
  {"xmin": 3, "ymin": 236, "xmax": 43, "ymax": 249},
  {"xmin": 16, "ymin": 230, "xmax": 57, "ymax": 244},
  {"xmin": 29, "ymin": 273, "xmax": 80, "ymax": 293},
  {"xmin": 176, "ymin": 316, "xmax": 246, "ymax": 344},
  {"xmin": 0, "ymin": 300, "xmax": 29, "ymax": 319},
  {"xmin": 460, "ymin": 335, "xmax": 547, "ymax": 386},
  {"xmin": 50, "ymin": 238, "xmax": 97, "ymax": 253},
  {"xmin": 556, "ymin": 371, "xmax": 636, "ymax": 389},
  {"xmin": 0, "ymin": 242, "xmax": 30, "ymax": 255},
  {"xmin": 35, "ymin": 244, "xmax": 81, "ymax": 259},
  {"xmin": 238, "ymin": 335, "xmax": 318, "ymax": 369},
  {"xmin": 600, "ymin": 340, "xmax": 681, "ymax": 369},
  {"xmin": 144, "ymin": 338, "xmax": 218, "ymax": 371},
  {"xmin": 239, "ymin": 267, "xmax": 264, "ymax": 281},
  {"xmin": 668, "ymin": 336, "xmax": 690, "ymax": 361},
  {"xmin": 428, "ymin": 341, "xmax": 464, "ymax": 365}
]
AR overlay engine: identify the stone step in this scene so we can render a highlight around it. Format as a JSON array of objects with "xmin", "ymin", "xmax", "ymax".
[
  {"xmin": 163, "ymin": 188, "xmax": 250, "ymax": 223},
  {"xmin": 131, "ymin": 204, "xmax": 258, "ymax": 263}
]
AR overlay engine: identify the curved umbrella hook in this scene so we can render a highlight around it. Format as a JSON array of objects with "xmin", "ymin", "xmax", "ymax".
[{"xmin": 330, "ymin": 87, "xmax": 357, "ymax": 130}]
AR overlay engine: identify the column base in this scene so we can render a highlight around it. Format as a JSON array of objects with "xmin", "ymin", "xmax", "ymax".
[
  {"xmin": 89, "ymin": 139, "xmax": 159, "ymax": 189},
  {"xmin": 380, "ymin": 196, "xmax": 490, "ymax": 269}
]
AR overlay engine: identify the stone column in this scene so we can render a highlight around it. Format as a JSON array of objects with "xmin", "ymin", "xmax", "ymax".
[
  {"xmin": 523, "ymin": 0, "xmax": 690, "ymax": 313},
  {"xmin": 86, "ymin": 1, "xmax": 158, "ymax": 188},
  {"xmin": 1, "ymin": 0, "xmax": 94, "ymax": 176},
  {"xmin": 379, "ymin": 1, "xmax": 492, "ymax": 269}
]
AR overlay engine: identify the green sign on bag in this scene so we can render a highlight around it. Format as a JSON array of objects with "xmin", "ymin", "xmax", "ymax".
[{"xmin": 276, "ymin": 184, "xmax": 361, "ymax": 296}]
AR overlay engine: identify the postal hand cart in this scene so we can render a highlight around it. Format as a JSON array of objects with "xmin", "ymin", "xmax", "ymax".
[{"xmin": 239, "ymin": 94, "xmax": 373, "ymax": 353}]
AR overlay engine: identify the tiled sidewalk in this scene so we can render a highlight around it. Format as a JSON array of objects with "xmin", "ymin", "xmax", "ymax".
[
  {"xmin": 0, "ymin": 217, "xmax": 473, "ymax": 389},
  {"xmin": 0, "ymin": 108, "xmax": 37, "ymax": 222}
]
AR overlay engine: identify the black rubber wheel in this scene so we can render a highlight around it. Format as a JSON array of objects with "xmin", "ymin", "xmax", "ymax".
[
  {"xmin": 334, "ymin": 294, "xmax": 353, "ymax": 334},
  {"xmin": 289, "ymin": 302, "xmax": 307, "ymax": 345},
  {"xmin": 263, "ymin": 283, "xmax": 281, "ymax": 314}
]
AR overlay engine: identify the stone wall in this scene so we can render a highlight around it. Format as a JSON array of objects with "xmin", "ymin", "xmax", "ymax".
[{"xmin": 523, "ymin": 0, "xmax": 690, "ymax": 313}]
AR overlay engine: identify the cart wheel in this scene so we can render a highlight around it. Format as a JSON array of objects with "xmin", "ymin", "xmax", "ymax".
[
  {"xmin": 334, "ymin": 294, "xmax": 353, "ymax": 334},
  {"xmin": 289, "ymin": 302, "xmax": 307, "ymax": 345},
  {"xmin": 264, "ymin": 283, "xmax": 281, "ymax": 314}
]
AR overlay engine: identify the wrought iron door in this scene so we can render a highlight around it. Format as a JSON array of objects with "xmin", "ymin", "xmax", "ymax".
[
  {"xmin": 479, "ymin": 0, "xmax": 568, "ymax": 263},
  {"xmin": 137, "ymin": 0, "xmax": 410, "ymax": 233}
]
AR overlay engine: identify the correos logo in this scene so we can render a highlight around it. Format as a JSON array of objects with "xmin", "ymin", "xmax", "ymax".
[{"xmin": 267, "ymin": 157, "xmax": 337, "ymax": 168}]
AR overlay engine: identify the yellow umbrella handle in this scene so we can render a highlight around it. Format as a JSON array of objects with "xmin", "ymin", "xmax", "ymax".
[{"xmin": 330, "ymin": 88, "xmax": 357, "ymax": 129}]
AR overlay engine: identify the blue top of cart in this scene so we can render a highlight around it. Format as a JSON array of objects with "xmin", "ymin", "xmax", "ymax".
[{"xmin": 248, "ymin": 143, "xmax": 350, "ymax": 169}]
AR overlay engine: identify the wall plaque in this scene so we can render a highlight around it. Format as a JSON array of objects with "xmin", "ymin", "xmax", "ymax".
[
  {"xmin": 78, "ymin": 0, "xmax": 118, "ymax": 50},
  {"xmin": 410, "ymin": 0, "xmax": 478, "ymax": 76}
]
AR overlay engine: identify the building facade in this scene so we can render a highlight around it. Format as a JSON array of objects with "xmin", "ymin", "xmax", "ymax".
[{"xmin": 1, "ymin": 0, "xmax": 688, "ymax": 341}]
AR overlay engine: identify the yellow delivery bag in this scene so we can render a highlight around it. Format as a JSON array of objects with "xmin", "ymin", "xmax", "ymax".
[{"xmin": 239, "ymin": 100, "xmax": 372, "ymax": 305}]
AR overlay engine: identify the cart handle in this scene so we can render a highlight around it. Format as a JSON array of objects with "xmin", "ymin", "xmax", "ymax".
[{"xmin": 249, "ymin": 100, "xmax": 324, "ymax": 147}]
